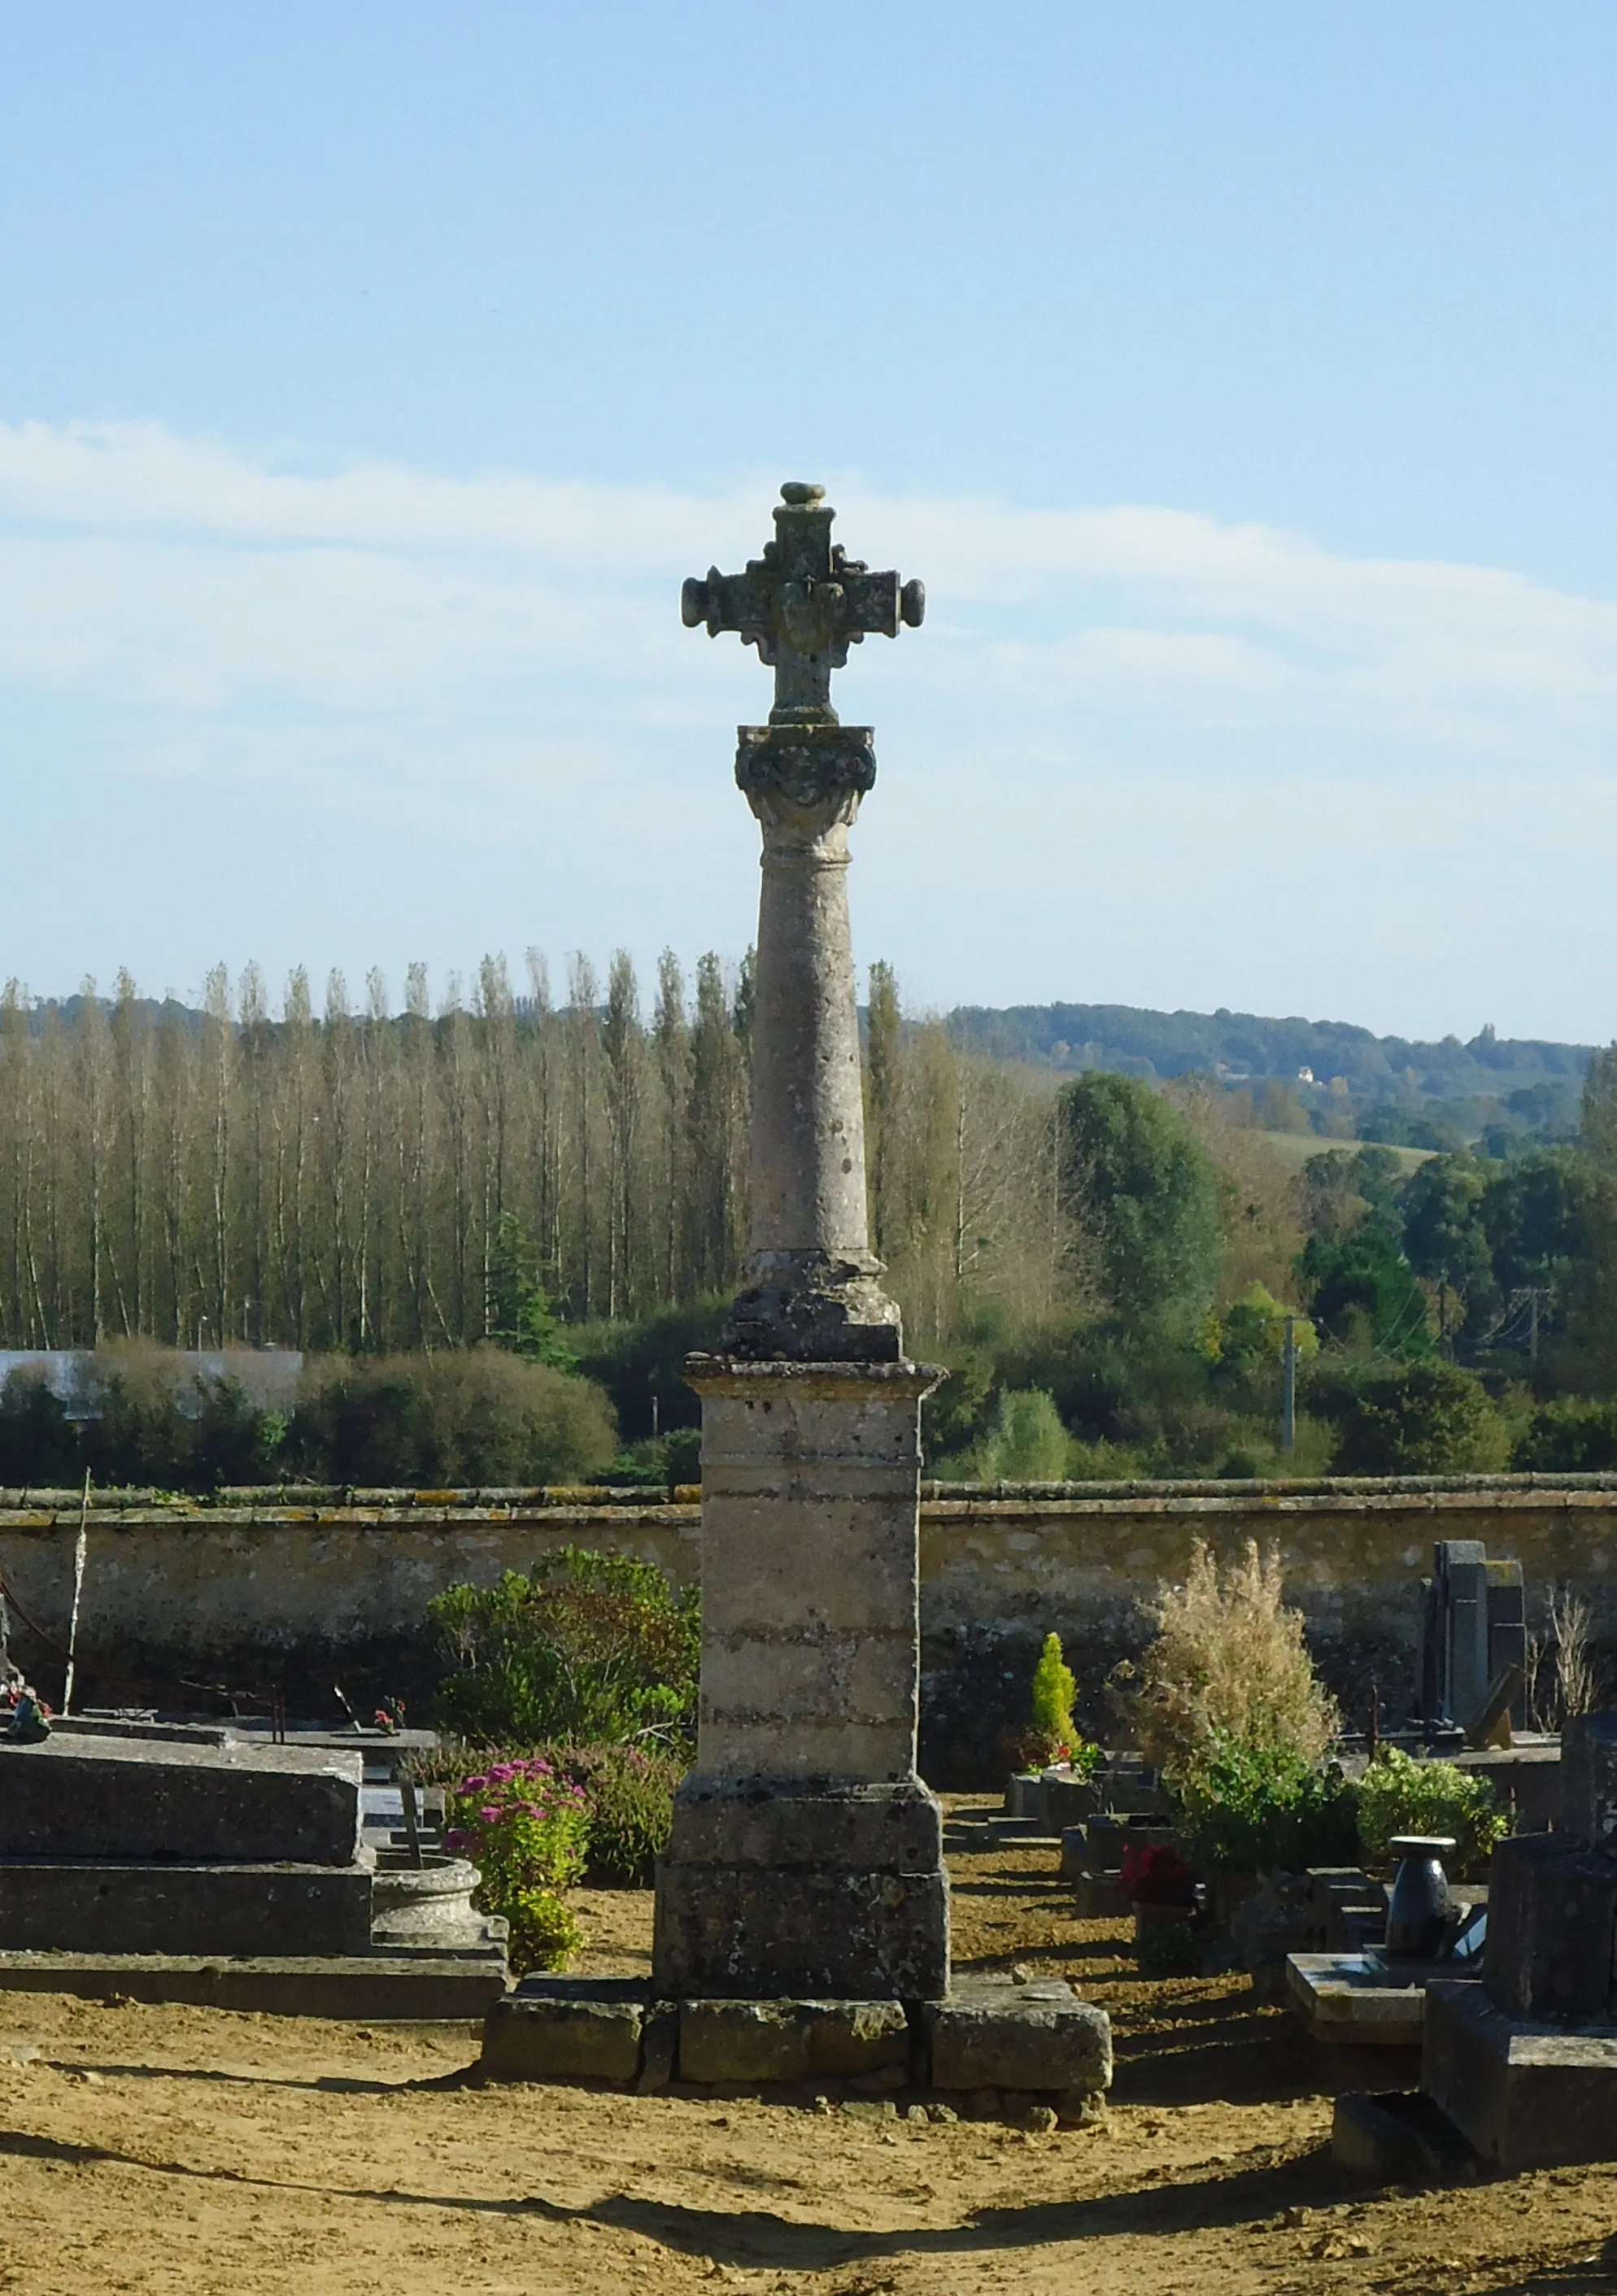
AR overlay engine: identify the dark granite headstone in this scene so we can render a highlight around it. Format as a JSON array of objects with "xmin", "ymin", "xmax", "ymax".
[{"xmin": 1484, "ymin": 1832, "xmax": 1617, "ymax": 2024}]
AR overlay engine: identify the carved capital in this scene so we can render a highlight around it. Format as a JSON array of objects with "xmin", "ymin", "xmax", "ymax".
[{"xmin": 735, "ymin": 723, "xmax": 877, "ymax": 843}]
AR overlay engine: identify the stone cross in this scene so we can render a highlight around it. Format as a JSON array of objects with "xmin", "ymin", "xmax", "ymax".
[
  {"xmin": 682, "ymin": 483, "xmax": 925, "ymax": 1361},
  {"xmin": 681, "ymin": 479, "xmax": 924, "ymax": 724},
  {"xmin": 652, "ymin": 484, "xmax": 950, "ymax": 2004}
]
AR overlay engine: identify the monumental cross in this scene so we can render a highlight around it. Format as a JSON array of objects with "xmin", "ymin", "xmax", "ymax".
[{"xmin": 652, "ymin": 484, "xmax": 950, "ymax": 2002}]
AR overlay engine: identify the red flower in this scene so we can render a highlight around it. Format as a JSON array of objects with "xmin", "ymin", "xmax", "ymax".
[{"xmin": 1122, "ymin": 1841, "xmax": 1196, "ymax": 1906}]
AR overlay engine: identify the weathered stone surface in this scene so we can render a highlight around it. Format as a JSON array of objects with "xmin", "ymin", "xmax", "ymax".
[
  {"xmin": 665, "ymin": 1779, "xmax": 941, "ymax": 1870},
  {"xmin": 370, "ymin": 1854, "xmax": 488, "ymax": 1949},
  {"xmin": 0, "ymin": 1735, "xmax": 363, "ymax": 1865},
  {"xmin": 655, "ymin": 1348, "xmax": 948, "ymax": 2001},
  {"xmin": 1485, "ymin": 1832, "xmax": 1617, "ymax": 2022},
  {"xmin": 1562, "ymin": 1710, "xmax": 1617, "ymax": 1847},
  {"xmin": 1286, "ymin": 1953, "xmax": 1432, "ymax": 2045},
  {"xmin": 678, "ymin": 1998, "xmax": 910, "ymax": 2085},
  {"xmin": 922, "ymin": 1976, "xmax": 1112, "ymax": 2095},
  {"xmin": 482, "ymin": 1980, "xmax": 646, "ymax": 2085},
  {"xmin": 636, "ymin": 2003, "xmax": 678, "ymax": 2094},
  {"xmin": 1424, "ymin": 1977, "xmax": 1617, "ymax": 2170},
  {"xmin": 654, "ymin": 1863, "xmax": 948, "ymax": 2002},
  {"xmin": 0, "ymin": 1860, "xmax": 373, "ymax": 1957},
  {"xmin": 0, "ymin": 1950, "xmax": 503, "ymax": 2019},
  {"xmin": 681, "ymin": 485, "xmax": 922, "ymax": 1367}
]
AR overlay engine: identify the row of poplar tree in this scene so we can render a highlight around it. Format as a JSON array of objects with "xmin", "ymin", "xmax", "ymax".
[{"xmin": 0, "ymin": 956, "xmax": 1069, "ymax": 1357}]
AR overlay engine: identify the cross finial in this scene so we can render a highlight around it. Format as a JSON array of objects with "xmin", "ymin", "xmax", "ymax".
[{"xmin": 682, "ymin": 484, "xmax": 925, "ymax": 725}]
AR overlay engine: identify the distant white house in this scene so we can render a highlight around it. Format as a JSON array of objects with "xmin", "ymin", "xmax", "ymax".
[
  {"xmin": 0, "ymin": 1350, "xmax": 303, "ymax": 1418},
  {"xmin": 1297, "ymin": 1066, "xmax": 1315, "ymax": 1084}
]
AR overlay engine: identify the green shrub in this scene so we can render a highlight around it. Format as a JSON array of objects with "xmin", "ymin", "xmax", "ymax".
[
  {"xmin": 1031, "ymin": 1632, "xmax": 1077, "ymax": 1754},
  {"xmin": 1175, "ymin": 1735, "xmax": 1358, "ymax": 1876},
  {"xmin": 543, "ymin": 1741, "xmax": 682, "ymax": 1884},
  {"xmin": 429, "ymin": 1546, "xmax": 699, "ymax": 1749},
  {"xmin": 1354, "ymin": 1746, "xmax": 1508, "ymax": 1877},
  {"xmin": 1135, "ymin": 1918, "xmax": 1201, "ymax": 1975},
  {"xmin": 1330, "ymin": 1361, "xmax": 1508, "ymax": 1475},
  {"xmin": 0, "ymin": 1369, "xmax": 78, "ymax": 1485},
  {"xmin": 974, "ymin": 1388, "xmax": 1072, "ymax": 1482},
  {"xmin": 1512, "ymin": 1397, "xmax": 1617, "ymax": 1472},
  {"xmin": 443, "ymin": 1754, "xmax": 588, "ymax": 1975},
  {"xmin": 290, "ymin": 1348, "xmax": 617, "ymax": 1487}
]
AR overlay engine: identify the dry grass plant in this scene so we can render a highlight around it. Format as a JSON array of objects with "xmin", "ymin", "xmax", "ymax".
[
  {"xmin": 1530, "ymin": 1587, "xmax": 1602, "ymax": 1729},
  {"xmin": 1129, "ymin": 1537, "xmax": 1339, "ymax": 1781}
]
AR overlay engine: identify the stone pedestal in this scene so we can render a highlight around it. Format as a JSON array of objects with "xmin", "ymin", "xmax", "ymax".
[{"xmin": 652, "ymin": 1357, "xmax": 948, "ymax": 2001}]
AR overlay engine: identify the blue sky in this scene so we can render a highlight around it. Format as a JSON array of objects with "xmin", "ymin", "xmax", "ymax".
[{"xmin": 2, "ymin": 3, "xmax": 1615, "ymax": 1039}]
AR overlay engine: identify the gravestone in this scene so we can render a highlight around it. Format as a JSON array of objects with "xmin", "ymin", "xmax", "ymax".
[
  {"xmin": 0, "ymin": 1724, "xmax": 504, "ymax": 2015},
  {"xmin": 1417, "ymin": 1539, "xmax": 1526, "ymax": 1732},
  {"xmin": 651, "ymin": 485, "xmax": 948, "ymax": 2001},
  {"xmin": 1423, "ymin": 1709, "xmax": 1617, "ymax": 2167}
]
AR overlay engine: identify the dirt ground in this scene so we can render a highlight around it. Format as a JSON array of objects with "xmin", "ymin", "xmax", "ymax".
[{"xmin": 0, "ymin": 1806, "xmax": 1615, "ymax": 2295}]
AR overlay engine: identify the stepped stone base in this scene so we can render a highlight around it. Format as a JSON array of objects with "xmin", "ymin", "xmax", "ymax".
[
  {"xmin": 654, "ymin": 1779, "xmax": 949, "ymax": 2002},
  {"xmin": 0, "ymin": 1860, "xmax": 374, "ymax": 1958},
  {"xmin": 0, "ymin": 1951, "xmax": 504, "ymax": 2019},
  {"xmin": 1424, "ymin": 1978, "xmax": 1617, "ymax": 2171},
  {"xmin": 480, "ymin": 1973, "xmax": 1111, "ymax": 2112}
]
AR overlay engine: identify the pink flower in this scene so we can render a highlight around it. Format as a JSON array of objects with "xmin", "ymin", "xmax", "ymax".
[
  {"xmin": 478, "ymin": 1806, "xmax": 502, "ymax": 1823},
  {"xmin": 487, "ymin": 1763, "xmax": 517, "ymax": 1784},
  {"xmin": 460, "ymin": 1774, "xmax": 490, "ymax": 1793}
]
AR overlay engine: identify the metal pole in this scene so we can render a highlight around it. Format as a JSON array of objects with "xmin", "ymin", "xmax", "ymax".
[
  {"xmin": 62, "ymin": 1470, "xmax": 91, "ymax": 1716},
  {"xmin": 1282, "ymin": 1317, "xmax": 1297, "ymax": 1457}
]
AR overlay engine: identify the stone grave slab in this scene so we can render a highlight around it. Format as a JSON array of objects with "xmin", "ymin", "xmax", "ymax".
[
  {"xmin": 0, "ymin": 1950, "xmax": 503, "ymax": 2019},
  {"xmin": 0, "ymin": 1735, "xmax": 363, "ymax": 1865},
  {"xmin": 1287, "ymin": 1952, "xmax": 1437, "ymax": 2047}
]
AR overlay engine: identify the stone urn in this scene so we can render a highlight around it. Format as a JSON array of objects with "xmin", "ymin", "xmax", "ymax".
[
  {"xmin": 371, "ymin": 1851, "xmax": 499, "ymax": 1951},
  {"xmin": 1384, "ymin": 1835, "xmax": 1454, "ymax": 1958}
]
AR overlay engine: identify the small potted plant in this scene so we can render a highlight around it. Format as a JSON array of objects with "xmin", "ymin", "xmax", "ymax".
[{"xmin": 1122, "ymin": 1841, "xmax": 1197, "ymax": 1941}]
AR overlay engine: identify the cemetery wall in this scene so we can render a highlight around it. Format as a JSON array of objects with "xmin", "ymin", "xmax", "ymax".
[{"xmin": 1, "ymin": 1479, "xmax": 1613, "ymax": 1783}]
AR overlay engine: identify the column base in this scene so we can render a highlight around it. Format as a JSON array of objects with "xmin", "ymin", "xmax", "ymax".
[
  {"xmin": 717, "ymin": 1250, "xmax": 904, "ymax": 1362},
  {"xmin": 652, "ymin": 1778, "xmax": 950, "ymax": 2001}
]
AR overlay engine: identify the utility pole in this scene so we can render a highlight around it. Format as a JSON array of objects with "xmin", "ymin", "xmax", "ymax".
[{"xmin": 1282, "ymin": 1316, "xmax": 1297, "ymax": 1457}]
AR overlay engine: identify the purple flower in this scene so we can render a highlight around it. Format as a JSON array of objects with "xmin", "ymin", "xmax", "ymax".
[
  {"xmin": 487, "ymin": 1762, "xmax": 517, "ymax": 1784},
  {"xmin": 478, "ymin": 1805, "xmax": 502, "ymax": 1823},
  {"xmin": 444, "ymin": 1828, "xmax": 470, "ymax": 1851},
  {"xmin": 460, "ymin": 1773, "xmax": 490, "ymax": 1793}
]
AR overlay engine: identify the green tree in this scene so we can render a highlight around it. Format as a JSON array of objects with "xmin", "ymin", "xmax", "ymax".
[
  {"xmin": 1057, "ymin": 1074, "xmax": 1222, "ymax": 1336},
  {"xmin": 1332, "ymin": 1361, "xmax": 1507, "ymax": 1475},
  {"xmin": 1401, "ymin": 1155, "xmax": 1497, "ymax": 1342},
  {"xmin": 1581, "ymin": 1044, "xmax": 1617, "ymax": 1170},
  {"xmin": 1029, "ymin": 1632, "xmax": 1078, "ymax": 1754},
  {"xmin": 486, "ymin": 1213, "xmax": 576, "ymax": 1369},
  {"xmin": 1299, "ymin": 1224, "xmax": 1429, "ymax": 1354}
]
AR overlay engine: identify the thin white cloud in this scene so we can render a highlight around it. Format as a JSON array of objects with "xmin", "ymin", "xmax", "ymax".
[
  {"xmin": 2, "ymin": 418, "xmax": 1613, "ymax": 772},
  {"xmin": 2, "ymin": 416, "xmax": 1616, "ymax": 1039}
]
